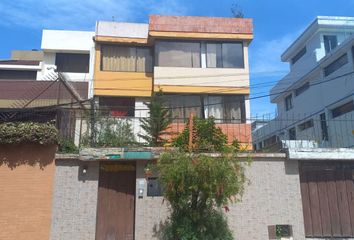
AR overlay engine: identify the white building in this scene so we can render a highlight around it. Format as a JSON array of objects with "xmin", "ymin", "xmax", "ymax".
[
  {"xmin": 38, "ymin": 29, "xmax": 95, "ymax": 98},
  {"xmin": 253, "ymin": 16, "xmax": 354, "ymax": 150}
]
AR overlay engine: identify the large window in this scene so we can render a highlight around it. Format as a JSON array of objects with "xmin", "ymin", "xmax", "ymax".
[
  {"xmin": 101, "ymin": 45, "xmax": 153, "ymax": 72},
  {"xmin": 331, "ymin": 101, "xmax": 354, "ymax": 118},
  {"xmin": 206, "ymin": 42, "xmax": 244, "ymax": 68},
  {"xmin": 55, "ymin": 53, "xmax": 89, "ymax": 73},
  {"xmin": 155, "ymin": 41, "xmax": 244, "ymax": 69},
  {"xmin": 99, "ymin": 97, "xmax": 135, "ymax": 117},
  {"xmin": 155, "ymin": 41, "xmax": 200, "ymax": 68},
  {"xmin": 0, "ymin": 70, "xmax": 36, "ymax": 80},
  {"xmin": 324, "ymin": 53, "xmax": 348, "ymax": 77},
  {"xmin": 165, "ymin": 94, "xmax": 246, "ymax": 123},
  {"xmin": 324, "ymin": 35, "xmax": 338, "ymax": 54}
]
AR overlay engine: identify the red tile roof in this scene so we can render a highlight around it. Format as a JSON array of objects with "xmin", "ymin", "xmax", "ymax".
[{"xmin": 149, "ymin": 15, "xmax": 253, "ymax": 34}]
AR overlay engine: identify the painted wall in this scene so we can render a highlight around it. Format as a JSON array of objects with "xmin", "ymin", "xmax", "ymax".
[
  {"xmin": 93, "ymin": 44, "xmax": 153, "ymax": 97},
  {"xmin": 154, "ymin": 44, "xmax": 250, "ymax": 95},
  {"xmin": 134, "ymin": 157, "xmax": 305, "ymax": 240},
  {"xmin": 0, "ymin": 144, "xmax": 57, "ymax": 240}
]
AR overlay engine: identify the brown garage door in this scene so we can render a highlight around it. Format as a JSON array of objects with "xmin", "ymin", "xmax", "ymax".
[
  {"xmin": 300, "ymin": 162, "xmax": 354, "ymax": 238},
  {"xmin": 96, "ymin": 162, "xmax": 136, "ymax": 240}
]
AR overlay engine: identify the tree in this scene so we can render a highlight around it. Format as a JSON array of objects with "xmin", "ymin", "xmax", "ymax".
[
  {"xmin": 231, "ymin": 2, "xmax": 244, "ymax": 18},
  {"xmin": 153, "ymin": 118, "xmax": 249, "ymax": 239},
  {"xmin": 139, "ymin": 90, "xmax": 172, "ymax": 147}
]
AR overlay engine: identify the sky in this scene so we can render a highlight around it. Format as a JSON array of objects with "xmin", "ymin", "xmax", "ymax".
[{"xmin": 0, "ymin": 0, "xmax": 354, "ymax": 118}]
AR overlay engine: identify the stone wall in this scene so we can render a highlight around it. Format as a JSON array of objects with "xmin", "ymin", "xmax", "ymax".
[{"xmin": 50, "ymin": 159, "xmax": 99, "ymax": 240}]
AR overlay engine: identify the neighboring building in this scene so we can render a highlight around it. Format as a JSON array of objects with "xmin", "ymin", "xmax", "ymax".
[
  {"xmin": 93, "ymin": 15, "xmax": 253, "ymax": 147},
  {"xmin": 253, "ymin": 16, "xmax": 354, "ymax": 150},
  {"xmin": 38, "ymin": 30, "xmax": 95, "ymax": 98}
]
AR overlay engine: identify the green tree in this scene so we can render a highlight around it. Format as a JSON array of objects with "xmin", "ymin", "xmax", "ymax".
[
  {"xmin": 153, "ymin": 118, "xmax": 249, "ymax": 239},
  {"xmin": 172, "ymin": 117, "xmax": 227, "ymax": 152},
  {"xmin": 139, "ymin": 90, "xmax": 172, "ymax": 146}
]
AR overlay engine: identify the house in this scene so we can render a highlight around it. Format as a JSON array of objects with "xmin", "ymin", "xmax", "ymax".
[
  {"xmin": 93, "ymin": 15, "xmax": 253, "ymax": 148},
  {"xmin": 38, "ymin": 29, "xmax": 95, "ymax": 98},
  {"xmin": 253, "ymin": 16, "xmax": 354, "ymax": 150}
]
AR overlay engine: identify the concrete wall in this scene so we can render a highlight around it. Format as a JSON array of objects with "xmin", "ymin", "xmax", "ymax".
[
  {"xmin": 51, "ymin": 155, "xmax": 305, "ymax": 240},
  {"xmin": 50, "ymin": 159, "xmax": 99, "ymax": 240},
  {"xmin": 134, "ymin": 156, "xmax": 305, "ymax": 240},
  {"xmin": 0, "ymin": 144, "xmax": 57, "ymax": 240}
]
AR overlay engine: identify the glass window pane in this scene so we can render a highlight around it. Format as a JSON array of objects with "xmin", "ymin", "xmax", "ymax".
[
  {"xmin": 56, "ymin": 53, "xmax": 89, "ymax": 73},
  {"xmin": 206, "ymin": 43, "xmax": 222, "ymax": 68},
  {"xmin": 223, "ymin": 95, "xmax": 245, "ymax": 123},
  {"xmin": 222, "ymin": 43, "xmax": 244, "ymax": 68},
  {"xmin": 136, "ymin": 48, "xmax": 153, "ymax": 72},
  {"xmin": 101, "ymin": 45, "xmax": 136, "ymax": 72},
  {"xmin": 156, "ymin": 41, "xmax": 200, "ymax": 68}
]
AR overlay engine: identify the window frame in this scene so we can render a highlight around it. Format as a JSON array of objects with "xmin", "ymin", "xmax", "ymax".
[
  {"xmin": 298, "ymin": 119, "xmax": 314, "ymax": 131},
  {"xmin": 291, "ymin": 47, "xmax": 306, "ymax": 65},
  {"xmin": 205, "ymin": 41, "xmax": 244, "ymax": 69},
  {"xmin": 154, "ymin": 40, "xmax": 202, "ymax": 68},
  {"xmin": 324, "ymin": 53, "xmax": 348, "ymax": 77},
  {"xmin": 324, "ymin": 35, "xmax": 338, "ymax": 54},
  {"xmin": 285, "ymin": 94, "xmax": 293, "ymax": 111},
  {"xmin": 100, "ymin": 44, "xmax": 153, "ymax": 73},
  {"xmin": 55, "ymin": 53, "xmax": 90, "ymax": 73},
  {"xmin": 295, "ymin": 82, "xmax": 310, "ymax": 96},
  {"xmin": 331, "ymin": 100, "xmax": 354, "ymax": 118}
]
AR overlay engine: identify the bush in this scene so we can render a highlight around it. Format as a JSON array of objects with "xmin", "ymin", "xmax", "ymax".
[
  {"xmin": 58, "ymin": 138, "xmax": 79, "ymax": 154},
  {"xmin": 0, "ymin": 122, "xmax": 58, "ymax": 145},
  {"xmin": 172, "ymin": 117, "xmax": 227, "ymax": 152}
]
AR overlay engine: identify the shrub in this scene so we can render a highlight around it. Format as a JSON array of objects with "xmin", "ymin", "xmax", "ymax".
[
  {"xmin": 58, "ymin": 138, "xmax": 79, "ymax": 153},
  {"xmin": 0, "ymin": 122, "xmax": 58, "ymax": 145}
]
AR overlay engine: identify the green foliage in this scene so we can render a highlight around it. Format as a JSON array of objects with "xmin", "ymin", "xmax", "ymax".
[
  {"xmin": 139, "ymin": 90, "xmax": 172, "ymax": 147},
  {"xmin": 58, "ymin": 138, "xmax": 79, "ymax": 154},
  {"xmin": 82, "ymin": 117, "xmax": 137, "ymax": 147},
  {"xmin": 155, "ymin": 151, "xmax": 248, "ymax": 239},
  {"xmin": 0, "ymin": 122, "xmax": 58, "ymax": 145},
  {"xmin": 172, "ymin": 117, "xmax": 227, "ymax": 152}
]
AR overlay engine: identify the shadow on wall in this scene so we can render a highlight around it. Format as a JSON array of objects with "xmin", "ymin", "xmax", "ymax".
[{"xmin": 0, "ymin": 144, "xmax": 56, "ymax": 170}]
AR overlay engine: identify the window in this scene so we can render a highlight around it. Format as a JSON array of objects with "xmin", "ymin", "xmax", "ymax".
[
  {"xmin": 264, "ymin": 135, "xmax": 277, "ymax": 148},
  {"xmin": 165, "ymin": 94, "xmax": 246, "ymax": 123},
  {"xmin": 288, "ymin": 127, "xmax": 296, "ymax": 140},
  {"xmin": 0, "ymin": 70, "xmax": 36, "ymax": 80},
  {"xmin": 298, "ymin": 119, "xmax": 314, "ymax": 131},
  {"xmin": 155, "ymin": 41, "xmax": 200, "ymax": 68},
  {"xmin": 295, "ymin": 82, "xmax": 310, "ymax": 96},
  {"xmin": 147, "ymin": 177, "xmax": 163, "ymax": 197},
  {"xmin": 332, "ymin": 101, "xmax": 354, "ymax": 118},
  {"xmin": 98, "ymin": 97, "xmax": 135, "ymax": 117},
  {"xmin": 55, "ymin": 53, "xmax": 89, "ymax": 73},
  {"xmin": 324, "ymin": 35, "xmax": 338, "ymax": 54},
  {"xmin": 101, "ymin": 45, "xmax": 152, "ymax": 72},
  {"xmin": 324, "ymin": 53, "xmax": 348, "ymax": 77},
  {"xmin": 320, "ymin": 113, "xmax": 329, "ymax": 141},
  {"xmin": 206, "ymin": 42, "xmax": 244, "ymax": 68},
  {"xmin": 285, "ymin": 94, "xmax": 293, "ymax": 111},
  {"xmin": 291, "ymin": 47, "xmax": 306, "ymax": 64}
]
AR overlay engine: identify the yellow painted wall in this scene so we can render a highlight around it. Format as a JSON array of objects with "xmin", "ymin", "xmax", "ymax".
[{"xmin": 93, "ymin": 43, "xmax": 153, "ymax": 97}]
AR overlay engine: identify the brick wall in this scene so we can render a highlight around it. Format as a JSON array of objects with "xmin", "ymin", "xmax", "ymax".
[
  {"xmin": 50, "ymin": 159, "xmax": 99, "ymax": 240},
  {"xmin": 0, "ymin": 144, "xmax": 56, "ymax": 240}
]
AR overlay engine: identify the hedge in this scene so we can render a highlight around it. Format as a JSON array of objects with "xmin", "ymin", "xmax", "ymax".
[{"xmin": 0, "ymin": 122, "xmax": 59, "ymax": 145}]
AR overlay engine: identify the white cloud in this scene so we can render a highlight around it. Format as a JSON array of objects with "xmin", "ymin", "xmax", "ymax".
[
  {"xmin": 0, "ymin": 0, "xmax": 188, "ymax": 30},
  {"xmin": 249, "ymin": 28, "xmax": 306, "ymax": 78}
]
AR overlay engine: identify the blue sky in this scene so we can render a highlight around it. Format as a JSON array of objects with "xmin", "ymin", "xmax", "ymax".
[{"xmin": 1, "ymin": 0, "xmax": 353, "ymax": 117}]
